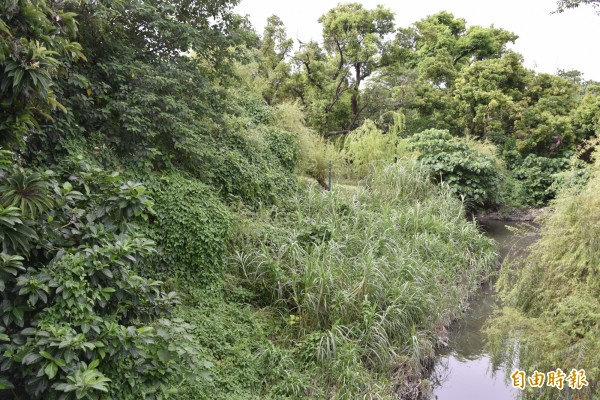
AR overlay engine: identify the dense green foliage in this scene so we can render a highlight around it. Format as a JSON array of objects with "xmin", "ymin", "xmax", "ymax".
[
  {"xmin": 407, "ymin": 129, "xmax": 501, "ymax": 206},
  {"xmin": 0, "ymin": 153, "xmax": 201, "ymax": 399},
  {"xmin": 146, "ymin": 174, "xmax": 231, "ymax": 282},
  {"xmin": 0, "ymin": 0, "xmax": 85, "ymax": 146},
  {"xmin": 246, "ymin": 7, "xmax": 599, "ymax": 209},
  {"xmin": 488, "ymin": 153, "xmax": 600, "ymax": 398},
  {"xmin": 227, "ymin": 163, "xmax": 495, "ymax": 398},
  {"xmin": 1, "ymin": 0, "xmax": 599, "ymax": 398},
  {"xmin": 509, "ymin": 154, "xmax": 570, "ymax": 207},
  {"xmin": 342, "ymin": 119, "xmax": 401, "ymax": 179}
]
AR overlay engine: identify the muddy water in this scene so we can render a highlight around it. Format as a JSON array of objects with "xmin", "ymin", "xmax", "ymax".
[{"xmin": 430, "ymin": 220, "xmax": 537, "ymax": 400}]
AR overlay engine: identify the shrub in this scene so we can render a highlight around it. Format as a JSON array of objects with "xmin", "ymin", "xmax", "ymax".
[
  {"xmin": 146, "ymin": 173, "xmax": 231, "ymax": 283},
  {"xmin": 0, "ymin": 154, "xmax": 200, "ymax": 399},
  {"xmin": 343, "ymin": 119, "xmax": 401, "ymax": 179},
  {"xmin": 407, "ymin": 129, "xmax": 501, "ymax": 207},
  {"xmin": 264, "ymin": 127, "xmax": 298, "ymax": 173},
  {"xmin": 181, "ymin": 124, "xmax": 297, "ymax": 207},
  {"xmin": 508, "ymin": 153, "xmax": 569, "ymax": 207}
]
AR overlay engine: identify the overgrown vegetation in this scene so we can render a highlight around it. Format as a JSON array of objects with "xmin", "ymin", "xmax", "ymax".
[
  {"xmin": 228, "ymin": 162, "xmax": 495, "ymax": 398},
  {"xmin": 407, "ymin": 130, "xmax": 502, "ymax": 207},
  {"xmin": 487, "ymin": 149, "xmax": 600, "ymax": 399},
  {"xmin": 155, "ymin": 161, "xmax": 495, "ymax": 400},
  {"xmin": 1, "ymin": 0, "xmax": 599, "ymax": 398},
  {"xmin": 256, "ymin": 6, "xmax": 600, "ymax": 209},
  {"xmin": 0, "ymin": 153, "xmax": 201, "ymax": 398}
]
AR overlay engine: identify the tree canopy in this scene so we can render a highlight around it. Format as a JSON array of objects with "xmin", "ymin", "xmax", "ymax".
[{"xmin": 555, "ymin": 0, "xmax": 600, "ymax": 13}]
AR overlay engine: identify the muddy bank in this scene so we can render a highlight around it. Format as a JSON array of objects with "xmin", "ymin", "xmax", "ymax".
[{"xmin": 474, "ymin": 207, "xmax": 543, "ymax": 222}]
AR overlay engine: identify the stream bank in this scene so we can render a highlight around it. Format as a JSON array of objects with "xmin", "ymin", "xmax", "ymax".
[
  {"xmin": 474, "ymin": 208, "xmax": 542, "ymax": 222},
  {"xmin": 427, "ymin": 219, "xmax": 538, "ymax": 399}
]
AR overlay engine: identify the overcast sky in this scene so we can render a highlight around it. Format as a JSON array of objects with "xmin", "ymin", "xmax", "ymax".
[{"xmin": 234, "ymin": 0, "xmax": 600, "ymax": 81}]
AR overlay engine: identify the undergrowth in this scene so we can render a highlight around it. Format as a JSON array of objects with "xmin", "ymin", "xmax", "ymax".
[
  {"xmin": 487, "ymin": 154, "xmax": 600, "ymax": 399},
  {"xmin": 197, "ymin": 160, "xmax": 496, "ymax": 399}
]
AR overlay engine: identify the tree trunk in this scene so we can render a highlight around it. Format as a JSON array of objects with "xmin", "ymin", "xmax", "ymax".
[{"xmin": 350, "ymin": 63, "xmax": 361, "ymax": 127}]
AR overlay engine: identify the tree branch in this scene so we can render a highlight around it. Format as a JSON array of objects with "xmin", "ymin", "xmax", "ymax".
[
  {"xmin": 332, "ymin": 37, "xmax": 345, "ymax": 81},
  {"xmin": 325, "ymin": 71, "xmax": 350, "ymax": 113},
  {"xmin": 324, "ymin": 103, "xmax": 368, "ymax": 137},
  {"xmin": 346, "ymin": 102, "xmax": 368, "ymax": 131},
  {"xmin": 325, "ymin": 129, "xmax": 351, "ymax": 137}
]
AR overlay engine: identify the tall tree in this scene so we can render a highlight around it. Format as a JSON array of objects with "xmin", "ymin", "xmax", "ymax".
[
  {"xmin": 397, "ymin": 11, "xmax": 517, "ymax": 87},
  {"xmin": 291, "ymin": 3, "xmax": 395, "ymax": 135},
  {"xmin": 514, "ymin": 73, "xmax": 578, "ymax": 154},
  {"xmin": 364, "ymin": 12, "xmax": 519, "ymax": 135},
  {"xmin": 258, "ymin": 15, "xmax": 293, "ymax": 104},
  {"xmin": 453, "ymin": 51, "xmax": 531, "ymax": 142},
  {"xmin": 319, "ymin": 3, "xmax": 395, "ymax": 133}
]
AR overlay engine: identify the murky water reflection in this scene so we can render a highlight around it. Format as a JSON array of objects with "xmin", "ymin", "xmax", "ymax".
[{"xmin": 430, "ymin": 220, "xmax": 537, "ymax": 400}]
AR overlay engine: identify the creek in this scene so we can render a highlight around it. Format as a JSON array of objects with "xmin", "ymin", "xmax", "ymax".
[{"xmin": 429, "ymin": 219, "xmax": 537, "ymax": 400}]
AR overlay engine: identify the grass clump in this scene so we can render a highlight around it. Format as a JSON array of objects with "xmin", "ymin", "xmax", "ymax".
[
  {"xmin": 487, "ymin": 153, "xmax": 600, "ymax": 399},
  {"xmin": 229, "ymin": 160, "xmax": 496, "ymax": 398}
]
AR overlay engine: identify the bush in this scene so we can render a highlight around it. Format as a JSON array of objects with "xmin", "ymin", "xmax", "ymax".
[
  {"xmin": 343, "ymin": 119, "xmax": 401, "ymax": 179},
  {"xmin": 0, "ymin": 154, "xmax": 201, "ymax": 399},
  {"xmin": 146, "ymin": 173, "xmax": 232, "ymax": 283},
  {"xmin": 264, "ymin": 127, "xmax": 298, "ymax": 173},
  {"xmin": 407, "ymin": 129, "xmax": 501, "ymax": 207},
  {"xmin": 510, "ymin": 153, "xmax": 570, "ymax": 207},
  {"xmin": 185, "ymin": 99, "xmax": 298, "ymax": 207}
]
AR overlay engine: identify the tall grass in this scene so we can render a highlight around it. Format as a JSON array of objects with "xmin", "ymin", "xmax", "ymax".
[
  {"xmin": 487, "ymin": 154, "xmax": 600, "ymax": 399},
  {"xmin": 233, "ymin": 159, "xmax": 496, "ymax": 398}
]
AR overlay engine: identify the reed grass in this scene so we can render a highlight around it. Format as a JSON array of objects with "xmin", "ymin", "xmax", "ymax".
[{"xmin": 233, "ymin": 159, "xmax": 496, "ymax": 398}]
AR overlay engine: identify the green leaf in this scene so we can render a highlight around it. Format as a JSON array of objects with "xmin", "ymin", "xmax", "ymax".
[
  {"xmin": 88, "ymin": 359, "xmax": 100, "ymax": 370},
  {"xmin": 13, "ymin": 69, "xmax": 24, "ymax": 88},
  {"xmin": 137, "ymin": 326, "xmax": 154, "ymax": 335},
  {"xmin": 157, "ymin": 349, "xmax": 174, "ymax": 362},
  {"xmin": 45, "ymin": 362, "xmax": 58, "ymax": 379},
  {"xmin": 0, "ymin": 377, "xmax": 14, "ymax": 390},
  {"xmin": 22, "ymin": 353, "xmax": 42, "ymax": 365}
]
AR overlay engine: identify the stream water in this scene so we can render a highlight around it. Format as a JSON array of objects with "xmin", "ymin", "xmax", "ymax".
[{"xmin": 429, "ymin": 220, "xmax": 537, "ymax": 400}]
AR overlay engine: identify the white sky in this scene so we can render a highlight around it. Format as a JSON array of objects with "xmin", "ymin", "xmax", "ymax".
[{"xmin": 235, "ymin": 0, "xmax": 600, "ymax": 81}]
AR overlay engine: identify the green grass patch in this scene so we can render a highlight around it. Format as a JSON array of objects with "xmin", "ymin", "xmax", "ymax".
[{"xmin": 198, "ymin": 160, "xmax": 497, "ymax": 398}]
